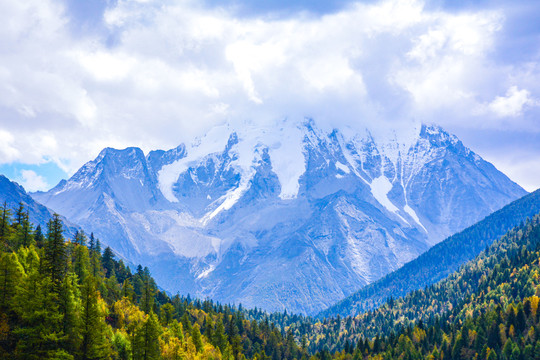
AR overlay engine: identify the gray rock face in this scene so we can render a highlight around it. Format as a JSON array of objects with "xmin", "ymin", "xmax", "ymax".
[{"xmin": 31, "ymin": 121, "xmax": 526, "ymax": 314}]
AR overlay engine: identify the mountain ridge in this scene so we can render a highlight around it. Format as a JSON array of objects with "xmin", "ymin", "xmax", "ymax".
[{"xmin": 31, "ymin": 120, "xmax": 526, "ymax": 314}]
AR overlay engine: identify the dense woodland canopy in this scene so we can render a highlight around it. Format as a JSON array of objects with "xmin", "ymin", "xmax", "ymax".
[{"xmin": 2, "ymin": 201, "xmax": 540, "ymax": 360}]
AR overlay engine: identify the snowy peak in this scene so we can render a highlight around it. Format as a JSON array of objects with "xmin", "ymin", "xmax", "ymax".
[
  {"xmin": 157, "ymin": 121, "xmax": 307, "ymax": 206},
  {"xmin": 31, "ymin": 119, "xmax": 527, "ymax": 314}
]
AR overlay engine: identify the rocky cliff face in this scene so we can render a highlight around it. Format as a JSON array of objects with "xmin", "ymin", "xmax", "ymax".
[{"xmin": 32, "ymin": 121, "xmax": 526, "ymax": 314}]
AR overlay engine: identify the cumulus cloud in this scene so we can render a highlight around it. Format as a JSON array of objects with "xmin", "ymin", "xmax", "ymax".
[
  {"xmin": 487, "ymin": 86, "xmax": 535, "ymax": 118},
  {"xmin": 18, "ymin": 170, "xmax": 50, "ymax": 192},
  {"xmin": 0, "ymin": 0, "xmax": 538, "ymax": 182}
]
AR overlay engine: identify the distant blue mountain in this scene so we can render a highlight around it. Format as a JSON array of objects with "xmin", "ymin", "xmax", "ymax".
[
  {"xmin": 32, "ymin": 121, "xmax": 526, "ymax": 314},
  {"xmin": 0, "ymin": 175, "xmax": 78, "ymax": 237}
]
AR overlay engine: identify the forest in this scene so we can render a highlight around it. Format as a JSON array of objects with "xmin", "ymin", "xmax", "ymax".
[{"xmin": 2, "ymin": 202, "xmax": 540, "ymax": 360}]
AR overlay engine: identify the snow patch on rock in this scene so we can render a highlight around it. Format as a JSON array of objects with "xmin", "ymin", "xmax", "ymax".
[{"xmin": 370, "ymin": 176, "xmax": 399, "ymax": 213}]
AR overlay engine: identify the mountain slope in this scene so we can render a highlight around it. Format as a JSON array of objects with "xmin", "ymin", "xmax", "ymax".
[
  {"xmin": 32, "ymin": 120, "xmax": 526, "ymax": 314},
  {"xmin": 0, "ymin": 175, "xmax": 78, "ymax": 236},
  {"xmin": 318, "ymin": 188, "xmax": 540, "ymax": 318},
  {"xmin": 299, "ymin": 207, "xmax": 540, "ymax": 359}
]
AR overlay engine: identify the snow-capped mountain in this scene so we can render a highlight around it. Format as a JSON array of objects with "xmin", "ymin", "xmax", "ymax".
[{"xmin": 32, "ymin": 120, "xmax": 526, "ymax": 314}]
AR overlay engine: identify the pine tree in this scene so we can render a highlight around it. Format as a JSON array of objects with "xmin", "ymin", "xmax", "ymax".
[
  {"xmin": 90, "ymin": 245, "xmax": 102, "ymax": 278},
  {"xmin": 59, "ymin": 271, "xmax": 81, "ymax": 354},
  {"xmin": 0, "ymin": 203, "xmax": 12, "ymax": 250},
  {"xmin": 133, "ymin": 312, "xmax": 162, "ymax": 360},
  {"xmin": 102, "ymin": 246, "xmax": 115, "ymax": 278},
  {"xmin": 34, "ymin": 224, "xmax": 45, "ymax": 248},
  {"xmin": 73, "ymin": 244, "xmax": 90, "ymax": 284},
  {"xmin": 95, "ymin": 240, "xmax": 102, "ymax": 256},
  {"xmin": 140, "ymin": 267, "xmax": 155, "ymax": 314},
  {"xmin": 74, "ymin": 230, "xmax": 87, "ymax": 246},
  {"xmin": 160, "ymin": 303, "xmax": 176, "ymax": 326},
  {"xmin": 0, "ymin": 252, "xmax": 23, "ymax": 312},
  {"xmin": 213, "ymin": 318, "xmax": 227, "ymax": 351},
  {"xmin": 18, "ymin": 210, "xmax": 33, "ymax": 248},
  {"xmin": 88, "ymin": 233, "xmax": 95, "ymax": 252},
  {"xmin": 122, "ymin": 279, "xmax": 136, "ymax": 301},
  {"xmin": 44, "ymin": 214, "xmax": 67, "ymax": 293},
  {"xmin": 79, "ymin": 275, "xmax": 108, "ymax": 360},
  {"xmin": 13, "ymin": 248, "xmax": 67, "ymax": 359},
  {"xmin": 192, "ymin": 323, "xmax": 203, "ymax": 353}
]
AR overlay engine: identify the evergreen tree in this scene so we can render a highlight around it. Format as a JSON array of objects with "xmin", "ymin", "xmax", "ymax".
[
  {"xmin": 122, "ymin": 278, "xmax": 136, "ymax": 301},
  {"xmin": 140, "ymin": 267, "xmax": 155, "ymax": 314},
  {"xmin": 88, "ymin": 233, "xmax": 95, "ymax": 252},
  {"xmin": 102, "ymin": 246, "xmax": 115, "ymax": 278},
  {"xmin": 80, "ymin": 275, "xmax": 108, "ymax": 360},
  {"xmin": 95, "ymin": 240, "xmax": 102, "ymax": 256},
  {"xmin": 59, "ymin": 271, "xmax": 81, "ymax": 354},
  {"xmin": 192, "ymin": 323, "xmax": 203, "ymax": 353},
  {"xmin": 133, "ymin": 312, "xmax": 162, "ymax": 360},
  {"xmin": 74, "ymin": 230, "xmax": 87, "ymax": 246},
  {"xmin": 0, "ymin": 203, "xmax": 12, "ymax": 250},
  {"xmin": 73, "ymin": 244, "xmax": 90, "ymax": 284},
  {"xmin": 44, "ymin": 214, "xmax": 67, "ymax": 293},
  {"xmin": 13, "ymin": 248, "xmax": 67, "ymax": 359},
  {"xmin": 34, "ymin": 224, "xmax": 45, "ymax": 248},
  {"xmin": 0, "ymin": 252, "xmax": 23, "ymax": 312}
]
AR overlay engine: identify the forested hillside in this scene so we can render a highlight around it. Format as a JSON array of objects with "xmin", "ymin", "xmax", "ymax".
[
  {"xmin": 0, "ymin": 204, "xmax": 304, "ymax": 359},
  {"xmin": 290, "ymin": 212, "xmax": 540, "ymax": 359},
  {"xmin": 320, "ymin": 189, "xmax": 540, "ymax": 318}
]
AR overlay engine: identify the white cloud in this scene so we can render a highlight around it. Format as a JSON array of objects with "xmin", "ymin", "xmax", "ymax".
[
  {"xmin": 0, "ymin": 0, "xmax": 538, "ymax": 185},
  {"xmin": 487, "ymin": 86, "xmax": 535, "ymax": 118},
  {"xmin": 18, "ymin": 170, "xmax": 50, "ymax": 192}
]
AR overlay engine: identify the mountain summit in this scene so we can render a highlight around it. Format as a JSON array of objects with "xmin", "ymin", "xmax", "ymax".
[{"xmin": 32, "ymin": 120, "xmax": 526, "ymax": 314}]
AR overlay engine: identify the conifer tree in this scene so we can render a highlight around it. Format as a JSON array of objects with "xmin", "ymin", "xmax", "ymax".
[
  {"xmin": 44, "ymin": 214, "xmax": 67, "ymax": 293},
  {"xmin": 13, "ymin": 248, "xmax": 67, "ymax": 359},
  {"xmin": 59, "ymin": 271, "xmax": 81, "ymax": 354},
  {"xmin": 133, "ymin": 312, "xmax": 162, "ymax": 360},
  {"xmin": 73, "ymin": 244, "xmax": 90, "ymax": 284},
  {"xmin": 95, "ymin": 240, "xmax": 102, "ymax": 256},
  {"xmin": 0, "ymin": 252, "xmax": 23, "ymax": 312},
  {"xmin": 73, "ymin": 230, "xmax": 87, "ymax": 247},
  {"xmin": 102, "ymin": 246, "xmax": 115, "ymax": 278},
  {"xmin": 214, "ymin": 318, "xmax": 228, "ymax": 353},
  {"xmin": 90, "ymin": 245, "xmax": 102, "ymax": 278},
  {"xmin": 34, "ymin": 224, "xmax": 45, "ymax": 248},
  {"xmin": 160, "ymin": 303, "xmax": 176, "ymax": 326},
  {"xmin": 0, "ymin": 203, "xmax": 12, "ymax": 250},
  {"xmin": 16, "ymin": 210, "xmax": 33, "ymax": 248},
  {"xmin": 88, "ymin": 233, "xmax": 95, "ymax": 252},
  {"xmin": 13, "ymin": 203, "xmax": 24, "ymax": 227},
  {"xmin": 192, "ymin": 323, "xmax": 203, "ymax": 353},
  {"xmin": 140, "ymin": 267, "xmax": 156, "ymax": 314},
  {"xmin": 122, "ymin": 279, "xmax": 136, "ymax": 301},
  {"xmin": 80, "ymin": 275, "xmax": 108, "ymax": 360}
]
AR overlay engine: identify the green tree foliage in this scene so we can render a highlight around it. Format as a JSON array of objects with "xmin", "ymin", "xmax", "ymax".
[
  {"xmin": 44, "ymin": 214, "xmax": 67, "ymax": 292},
  {"xmin": 133, "ymin": 312, "xmax": 162, "ymax": 360},
  {"xmin": 80, "ymin": 275, "xmax": 108, "ymax": 359}
]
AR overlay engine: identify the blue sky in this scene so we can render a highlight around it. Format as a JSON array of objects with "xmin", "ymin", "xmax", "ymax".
[{"xmin": 0, "ymin": 0, "xmax": 539, "ymax": 191}]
